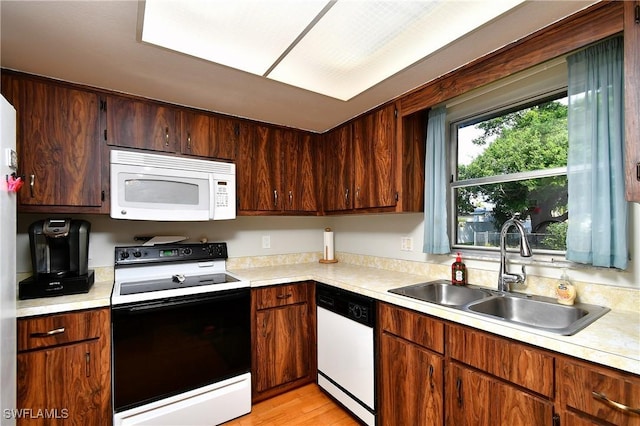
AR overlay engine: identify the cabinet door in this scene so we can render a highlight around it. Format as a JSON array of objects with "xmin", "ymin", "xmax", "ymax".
[
  {"xmin": 106, "ymin": 95, "xmax": 178, "ymax": 153},
  {"xmin": 284, "ymin": 131, "xmax": 317, "ymax": 212},
  {"xmin": 254, "ymin": 304, "xmax": 309, "ymax": 393},
  {"xmin": 446, "ymin": 363, "xmax": 491, "ymax": 426},
  {"xmin": 179, "ymin": 110, "xmax": 211, "ymax": 157},
  {"xmin": 238, "ymin": 124, "xmax": 283, "ymax": 212},
  {"xmin": 352, "ymin": 104, "xmax": 397, "ymax": 209},
  {"xmin": 379, "ymin": 332, "xmax": 443, "ymax": 426},
  {"xmin": 559, "ymin": 357, "xmax": 640, "ymax": 426},
  {"xmin": 624, "ymin": 1, "xmax": 640, "ymax": 201},
  {"xmin": 19, "ymin": 79, "xmax": 102, "ymax": 208},
  {"xmin": 322, "ymin": 124, "xmax": 353, "ymax": 212},
  {"xmin": 17, "ymin": 340, "xmax": 110, "ymax": 425},
  {"xmin": 210, "ymin": 115, "xmax": 239, "ymax": 161},
  {"xmin": 447, "ymin": 363, "xmax": 553, "ymax": 426}
]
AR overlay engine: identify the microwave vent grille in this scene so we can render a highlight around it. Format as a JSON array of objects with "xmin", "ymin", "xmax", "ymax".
[{"xmin": 111, "ymin": 150, "xmax": 234, "ymax": 175}]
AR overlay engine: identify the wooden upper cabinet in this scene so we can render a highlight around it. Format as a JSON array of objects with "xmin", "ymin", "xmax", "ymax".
[
  {"xmin": 17, "ymin": 77, "xmax": 104, "ymax": 210},
  {"xmin": 352, "ymin": 103, "xmax": 397, "ymax": 209},
  {"xmin": 237, "ymin": 124, "xmax": 317, "ymax": 214},
  {"xmin": 322, "ymin": 123, "xmax": 353, "ymax": 212},
  {"xmin": 283, "ymin": 131, "xmax": 317, "ymax": 212},
  {"xmin": 179, "ymin": 111, "xmax": 239, "ymax": 160},
  {"xmin": 105, "ymin": 95, "xmax": 179, "ymax": 153},
  {"xmin": 179, "ymin": 110, "xmax": 211, "ymax": 157},
  {"xmin": 624, "ymin": 1, "xmax": 640, "ymax": 201},
  {"xmin": 210, "ymin": 115, "xmax": 239, "ymax": 161}
]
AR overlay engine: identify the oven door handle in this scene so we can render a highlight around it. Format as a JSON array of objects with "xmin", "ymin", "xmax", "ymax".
[{"xmin": 114, "ymin": 289, "xmax": 249, "ymax": 314}]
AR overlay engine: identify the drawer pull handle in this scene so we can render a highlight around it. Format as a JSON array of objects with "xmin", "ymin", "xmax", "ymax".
[
  {"xmin": 276, "ymin": 293, "xmax": 293, "ymax": 299},
  {"xmin": 592, "ymin": 391, "xmax": 640, "ymax": 414},
  {"xmin": 30, "ymin": 327, "xmax": 65, "ymax": 338}
]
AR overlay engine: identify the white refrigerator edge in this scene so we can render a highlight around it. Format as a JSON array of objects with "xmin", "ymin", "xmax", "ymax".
[{"xmin": 1, "ymin": 94, "xmax": 17, "ymax": 425}]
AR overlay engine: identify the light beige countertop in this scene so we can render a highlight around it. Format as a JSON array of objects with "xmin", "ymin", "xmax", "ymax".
[
  {"xmin": 228, "ymin": 262, "xmax": 640, "ymax": 376},
  {"xmin": 16, "ymin": 261, "xmax": 639, "ymax": 376}
]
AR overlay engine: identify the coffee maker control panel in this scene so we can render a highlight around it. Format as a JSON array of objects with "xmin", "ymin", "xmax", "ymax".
[{"xmin": 115, "ymin": 243, "xmax": 228, "ymax": 267}]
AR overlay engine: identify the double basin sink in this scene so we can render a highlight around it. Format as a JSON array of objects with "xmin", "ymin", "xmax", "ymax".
[{"xmin": 389, "ymin": 280, "xmax": 610, "ymax": 335}]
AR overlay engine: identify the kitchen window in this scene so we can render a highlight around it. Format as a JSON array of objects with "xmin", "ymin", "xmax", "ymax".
[{"xmin": 446, "ymin": 59, "xmax": 570, "ymax": 255}]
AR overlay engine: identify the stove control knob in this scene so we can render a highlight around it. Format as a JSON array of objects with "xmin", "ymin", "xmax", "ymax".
[
  {"xmin": 120, "ymin": 251, "xmax": 130, "ymax": 260},
  {"xmin": 183, "ymin": 248, "xmax": 192, "ymax": 256},
  {"xmin": 133, "ymin": 251, "xmax": 142, "ymax": 258}
]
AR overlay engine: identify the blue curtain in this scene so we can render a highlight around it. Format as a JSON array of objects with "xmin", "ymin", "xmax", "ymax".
[
  {"xmin": 423, "ymin": 106, "xmax": 450, "ymax": 254},
  {"xmin": 566, "ymin": 36, "xmax": 627, "ymax": 269}
]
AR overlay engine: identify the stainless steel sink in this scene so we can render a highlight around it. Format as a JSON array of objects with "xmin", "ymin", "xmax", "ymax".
[
  {"xmin": 466, "ymin": 294, "xmax": 610, "ymax": 335},
  {"xmin": 388, "ymin": 280, "xmax": 493, "ymax": 307},
  {"xmin": 388, "ymin": 280, "xmax": 610, "ymax": 335}
]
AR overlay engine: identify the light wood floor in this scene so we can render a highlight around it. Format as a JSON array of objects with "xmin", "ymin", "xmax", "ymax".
[{"xmin": 222, "ymin": 384, "xmax": 361, "ymax": 426}]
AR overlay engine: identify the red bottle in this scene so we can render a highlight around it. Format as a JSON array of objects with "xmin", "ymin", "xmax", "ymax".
[{"xmin": 451, "ymin": 252, "xmax": 467, "ymax": 285}]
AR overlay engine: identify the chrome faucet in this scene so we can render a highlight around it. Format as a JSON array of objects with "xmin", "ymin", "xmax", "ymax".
[{"xmin": 498, "ymin": 215, "xmax": 532, "ymax": 292}]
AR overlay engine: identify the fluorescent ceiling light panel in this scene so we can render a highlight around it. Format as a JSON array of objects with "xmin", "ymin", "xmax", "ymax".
[
  {"xmin": 142, "ymin": 0, "xmax": 526, "ymax": 101},
  {"xmin": 142, "ymin": 0, "xmax": 328, "ymax": 75}
]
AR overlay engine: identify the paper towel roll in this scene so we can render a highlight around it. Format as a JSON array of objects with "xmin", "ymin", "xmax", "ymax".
[{"xmin": 323, "ymin": 228, "xmax": 334, "ymax": 261}]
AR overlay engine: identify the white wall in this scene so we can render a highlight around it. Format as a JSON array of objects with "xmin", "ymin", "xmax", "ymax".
[
  {"xmin": 329, "ymin": 205, "xmax": 640, "ymax": 289},
  {"xmin": 17, "ymin": 202, "xmax": 639, "ymax": 289},
  {"xmin": 16, "ymin": 214, "xmax": 327, "ymax": 272}
]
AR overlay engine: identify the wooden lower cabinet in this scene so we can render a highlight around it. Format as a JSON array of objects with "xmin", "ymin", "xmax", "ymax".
[
  {"xmin": 16, "ymin": 308, "xmax": 111, "ymax": 425},
  {"xmin": 379, "ymin": 332, "xmax": 444, "ymax": 425},
  {"xmin": 251, "ymin": 282, "xmax": 316, "ymax": 402},
  {"xmin": 558, "ymin": 356, "xmax": 640, "ymax": 426},
  {"xmin": 378, "ymin": 303, "xmax": 444, "ymax": 425}
]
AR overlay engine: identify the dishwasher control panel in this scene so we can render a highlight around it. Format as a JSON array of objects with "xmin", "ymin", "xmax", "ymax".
[{"xmin": 316, "ymin": 283, "xmax": 375, "ymax": 327}]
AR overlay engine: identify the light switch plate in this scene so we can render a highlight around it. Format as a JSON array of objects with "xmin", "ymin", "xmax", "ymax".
[{"xmin": 5, "ymin": 148, "xmax": 17, "ymax": 169}]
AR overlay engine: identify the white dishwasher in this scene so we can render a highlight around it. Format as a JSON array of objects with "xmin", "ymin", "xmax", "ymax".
[{"xmin": 316, "ymin": 284, "xmax": 376, "ymax": 426}]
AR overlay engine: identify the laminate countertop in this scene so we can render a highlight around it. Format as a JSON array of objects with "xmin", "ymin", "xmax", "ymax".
[
  {"xmin": 228, "ymin": 262, "xmax": 640, "ymax": 376},
  {"xmin": 16, "ymin": 262, "xmax": 639, "ymax": 375}
]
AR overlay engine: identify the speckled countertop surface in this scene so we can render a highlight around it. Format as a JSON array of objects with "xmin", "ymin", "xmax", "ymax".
[
  {"xmin": 16, "ymin": 261, "xmax": 639, "ymax": 375},
  {"xmin": 227, "ymin": 262, "xmax": 640, "ymax": 376}
]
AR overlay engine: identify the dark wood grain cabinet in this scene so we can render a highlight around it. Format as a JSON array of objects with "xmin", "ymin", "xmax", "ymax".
[
  {"xmin": 321, "ymin": 103, "xmax": 425, "ymax": 214},
  {"xmin": 180, "ymin": 110, "xmax": 239, "ymax": 160},
  {"xmin": 624, "ymin": 1, "xmax": 640, "ymax": 201},
  {"xmin": 352, "ymin": 103, "xmax": 397, "ymax": 210},
  {"xmin": 1, "ymin": 73, "xmax": 106, "ymax": 212},
  {"xmin": 322, "ymin": 123, "xmax": 353, "ymax": 211},
  {"xmin": 251, "ymin": 282, "xmax": 316, "ymax": 402},
  {"xmin": 105, "ymin": 95, "xmax": 179, "ymax": 153},
  {"xmin": 16, "ymin": 308, "xmax": 111, "ymax": 425},
  {"xmin": 378, "ymin": 303, "xmax": 445, "ymax": 426},
  {"xmin": 558, "ymin": 356, "xmax": 640, "ymax": 426},
  {"xmin": 238, "ymin": 125, "xmax": 318, "ymax": 214}
]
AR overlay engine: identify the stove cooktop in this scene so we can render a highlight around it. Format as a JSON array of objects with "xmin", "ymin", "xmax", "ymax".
[{"xmin": 119, "ymin": 273, "xmax": 240, "ymax": 295}]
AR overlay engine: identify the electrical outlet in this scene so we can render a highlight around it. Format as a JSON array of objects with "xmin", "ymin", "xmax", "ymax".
[
  {"xmin": 262, "ymin": 235, "xmax": 271, "ymax": 249},
  {"xmin": 401, "ymin": 237, "xmax": 413, "ymax": 251}
]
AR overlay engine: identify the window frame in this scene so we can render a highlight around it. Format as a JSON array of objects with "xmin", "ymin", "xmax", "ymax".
[{"xmin": 448, "ymin": 89, "xmax": 569, "ymax": 256}]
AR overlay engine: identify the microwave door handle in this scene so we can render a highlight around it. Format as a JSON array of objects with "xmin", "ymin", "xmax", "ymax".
[{"xmin": 209, "ymin": 175, "xmax": 216, "ymax": 220}]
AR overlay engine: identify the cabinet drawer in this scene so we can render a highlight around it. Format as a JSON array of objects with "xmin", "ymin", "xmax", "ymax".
[
  {"xmin": 18, "ymin": 308, "xmax": 109, "ymax": 351},
  {"xmin": 448, "ymin": 325, "xmax": 554, "ymax": 398},
  {"xmin": 559, "ymin": 357, "xmax": 640, "ymax": 426},
  {"xmin": 254, "ymin": 283, "xmax": 308, "ymax": 309},
  {"xmin": 379, "ymin": 302, "xmax": 444, "ymax": 354}
]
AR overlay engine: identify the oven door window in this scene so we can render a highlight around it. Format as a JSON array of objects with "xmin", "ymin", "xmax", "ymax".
[{"xmin": 111, "ymin": 289, "xmax": 251, "ymax": 412}]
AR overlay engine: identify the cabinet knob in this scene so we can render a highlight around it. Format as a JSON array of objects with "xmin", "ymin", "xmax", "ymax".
[
  {"xmin": 165, "ymin": 127, "xmax": 170, "ymax": 146},
  {"xmin": 274, "ymin": 190, "xmax": 278, "ymax": 207},
  {"xmin": 186, "ymin": 132, "xmax": 192, "ymax": 150}
]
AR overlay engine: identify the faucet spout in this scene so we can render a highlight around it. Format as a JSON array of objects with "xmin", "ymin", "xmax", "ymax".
[{"xmin": 498, "ymin": 215, "xmax": 532, "ymax": 292}]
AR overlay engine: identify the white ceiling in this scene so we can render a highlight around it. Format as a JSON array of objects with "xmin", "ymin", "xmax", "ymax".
[{"xmin": 0, "ymin": 1, "xmax": 598, "ymax": 133}]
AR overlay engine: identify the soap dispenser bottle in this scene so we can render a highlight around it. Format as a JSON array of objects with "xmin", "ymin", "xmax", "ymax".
[
  {"xmin": 451, "ymin": 252, "xmax": 467, "ymax": 285},
  {"xmin": 556, "ymin": 269, "xmax": 576, "ymax": 305}
]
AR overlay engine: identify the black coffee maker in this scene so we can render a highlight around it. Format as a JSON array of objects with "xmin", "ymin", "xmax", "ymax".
[{"xmin": 19, "ymin": 218, "xmax": 95, "ymax": 299}]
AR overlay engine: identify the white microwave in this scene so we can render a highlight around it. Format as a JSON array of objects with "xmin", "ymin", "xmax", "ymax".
[{"xmin": 110, "ymin": 149, "xmax": 236, "ymax": 221}]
